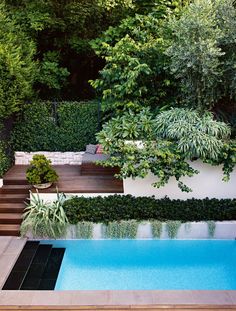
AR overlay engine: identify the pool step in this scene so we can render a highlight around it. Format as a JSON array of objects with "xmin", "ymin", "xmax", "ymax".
[
  {"xmin": 2, "ymin": 241, "xmax": 65, "ymax": 290},
  {"xmin": 20, "ymin": 245, "xmax": 53, "ymax": 290},
  {"xmin": 2, "ymin": 241, "xmax": 39, "ymax": 290},
  {"xmin": 38, "ymin": 248, "xmax": 65, "ymax": 290}
]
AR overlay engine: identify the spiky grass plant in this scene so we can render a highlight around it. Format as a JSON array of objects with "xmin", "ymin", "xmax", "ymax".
[
  {"xmin": 155, "ymin": 108, "xmax": 231, "ymax": 160},
  {"xmin": 20, "ymin": 190, "xmax": 68, "ymax": 238}
]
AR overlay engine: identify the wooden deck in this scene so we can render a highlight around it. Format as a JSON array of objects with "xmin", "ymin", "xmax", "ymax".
[
  {"xmin": 3, "ymin": 165, "xmax": 124, "ymax": 193},
  {"xmin": 0, "ymin": 164, "xmax": 123, "ymax": 235}
]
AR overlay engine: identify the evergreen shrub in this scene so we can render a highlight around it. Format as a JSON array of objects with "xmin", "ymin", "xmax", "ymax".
[
  {"xmin": 63, "ymin": 195, "xmax": 236, "ymax": 224},
  {"xmin": 11, "ymin": 101, "xmax": 99, "ymax": 152}
]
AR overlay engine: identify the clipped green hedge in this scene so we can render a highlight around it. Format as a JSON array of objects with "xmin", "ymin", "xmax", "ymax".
[
  {"xmin": 0, "ymin": 140, "xmax": 11, "ymax": 177},
  {"xmin": 11, "ymin": 101, "xmax": 99, "ymax": 152},
  {"xmin": 63, "ymin": 195, "xmax": 236, "ymax": 224}
]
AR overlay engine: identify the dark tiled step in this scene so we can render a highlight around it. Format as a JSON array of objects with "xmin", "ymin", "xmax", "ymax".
[
  {"xmin": 0, "ymin": 224, "xmax": 20, "ymax": 236},
  {"xmin": 20, "ymin": 245, "xmax": 53, "ymax": 290},
  {"xmin": 0, "ymin": 203, "xmax": 25, "ymax": 213},
  {"xmin": 38, "ymin": 248, "xmax": 65, "ymax": 290},
  {"xmin": 0, "ymin": 213, "xmax": 22, "ymax": 224},
  {"xmin": 2, "ymin": 241, "xmax": 39, "ymax": 290}
]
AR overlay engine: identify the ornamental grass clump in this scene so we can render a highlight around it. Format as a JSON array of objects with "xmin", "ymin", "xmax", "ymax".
[
  {"xmin": 20, "ymin": 190, "xmax": 68, "ymax": 238},
  {"xmin": 26, "ymin": 154, "xmax": 58, "ymax": 186}
]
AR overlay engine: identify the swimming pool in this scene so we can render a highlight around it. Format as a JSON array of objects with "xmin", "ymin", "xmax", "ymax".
[{"xmin": 41, "ymin": 240, "xmax": 236, "ymax": 290}]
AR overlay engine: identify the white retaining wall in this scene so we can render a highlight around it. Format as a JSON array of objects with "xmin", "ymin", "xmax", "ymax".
[
  {"xmin": 123, "ymin": 160, "xmax": 236, "ymax": 199},
  {"xmin": 15, "ymin": 151, "xmax": 84, "ymax": 165},
  {"xmin": 39, "ymin": 221, "xmax": 236, "ymax": 240},
  {"xmin": 36, "ymin": 159, "xmax": 236, "ymax": 201},
  {"xmin": 16, "ymin": 152, "xmax": 236, "ymax": 199}
]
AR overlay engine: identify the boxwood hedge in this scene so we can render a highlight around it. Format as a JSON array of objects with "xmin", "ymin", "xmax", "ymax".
[{"xmin": 63, "ymin": 195, "xmax": 236, "ymax": 224}]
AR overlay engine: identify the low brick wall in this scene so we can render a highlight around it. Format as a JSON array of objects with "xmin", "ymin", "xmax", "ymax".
[{"xmin": 15, "ymin": 151, "xmax": 84, "ymax": 165}]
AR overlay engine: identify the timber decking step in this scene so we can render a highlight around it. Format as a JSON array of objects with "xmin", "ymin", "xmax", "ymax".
[
  {"xmin": 2, "ymin": 241, "xmax": 39, "ymax": 290},
  {"xmin": 3, "ymin": 179, "xmax": 28, "ymax": 186},
  {"xmin": 20, "ymin": 245, "xmax": 53, "ymax": 290},
  {"xmin": 0, "ymin": 224, "xmax": 20, "ymax": 236},
  {"xmin": 0, "ymin": 185, "xmax": 31, "ymax": 194},
  {"xmin": 38, "ymin": 248, "xmax": 65, "ymax": 290},
  {"xmin": 0, "ymin": 203, "xmax": 26, "ymax": 213},
  {"xmin": 0, "ymin": 194, "xmax": 27, "ymax": 203},
  {"xmin": 0, "ymin": 213, "xmax": 22, "ymax": 224}
]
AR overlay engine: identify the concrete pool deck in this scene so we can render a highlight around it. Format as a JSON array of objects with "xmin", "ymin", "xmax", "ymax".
[{"xmin": 1, "ymin": 238, "xmax": 236, "ymax": 310}]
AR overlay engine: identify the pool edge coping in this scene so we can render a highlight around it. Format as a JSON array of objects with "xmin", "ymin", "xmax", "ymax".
[{"xmin": 0, "ymin": 290, "xmax": 236, "ymax": 307}]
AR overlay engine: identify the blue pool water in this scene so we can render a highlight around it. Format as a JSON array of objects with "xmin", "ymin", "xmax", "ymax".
[{"xmin": 41, "ymin": 240, "xmax": 236, "ymax": 290}]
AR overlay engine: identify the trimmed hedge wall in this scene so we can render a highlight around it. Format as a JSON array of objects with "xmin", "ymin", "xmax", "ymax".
[
  {"xmin": 11, "ymin": 101, "xmax": 99, "ymax": 152},
  {"xmin": 63, "ymin": 195, "xmax": 236, "ymax": 224},
  {"xmin": 0, "ymin": 141, "xmax": 11, "ymax": 177}
]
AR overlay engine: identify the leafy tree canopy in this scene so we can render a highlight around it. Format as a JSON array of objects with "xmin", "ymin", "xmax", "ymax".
[
  {"xmin": 97, "ymin": 108, "xmax": 233, "ymax": 191},
  {"xmin": 90, "ymin": 1, "xmax": 190, "ymax": 114},
  {"xmin": 0, "ymin": 3, "xmax": 37, "ymax": 119},
  {"xmin": 167, "ymin": 0, "xmax": 236, "ymax": 110}
]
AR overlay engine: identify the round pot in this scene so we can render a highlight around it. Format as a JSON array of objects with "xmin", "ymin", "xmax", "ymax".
[{"xmin": 33, "ymin": 182, "xmax": 52, "ymax": 189}]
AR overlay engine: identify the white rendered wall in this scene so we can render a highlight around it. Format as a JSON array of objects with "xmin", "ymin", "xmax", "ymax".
[
  {"xmin": 0, "ymin": 179, "xmax": 3, "ymax": 188},
  {"xmin": 123, "ymin": 160, "xmax": 236, "ymax": 199}
]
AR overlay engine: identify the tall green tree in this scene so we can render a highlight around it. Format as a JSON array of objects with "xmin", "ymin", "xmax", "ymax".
[
  {"xmin": 4, "ymin": 0, "xmax": 136, "ymax": 99},
  {"xmin": 90, "ymin": 13, "xmax": 174, "ymax": 113},
  {"xmin": 0, "ymin": 3, "xmax": 37, "ymax": 120},
  {"xmin": 167, "ymin": 0, "xmax": 236, "ymax": 111}
]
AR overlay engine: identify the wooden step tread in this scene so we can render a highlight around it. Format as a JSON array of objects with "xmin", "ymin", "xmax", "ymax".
[
  {"xmin": 0, "ymin": 224, "xmax": 20, "ymax": 236},
  {"xmin": 0, "ymin": 194, "xmax": 27, "ymax": 198},
  {"xmin": 0, "ymin": 194, "xmax": 28, "ymax": 204},
  {"xmin": 1, "ymin": 185, "xmax": 31, "ymax": 190},
  {"xmin": 0, "ymin": 213, "xmax": 22, "ymax": 219},
  {"xmin": 0, "ymin": 203, "xmax": 25, "ymax": 213},
  {"xmin": 0, "ymin": 213, "xmax": 22, "ymax": 224}
]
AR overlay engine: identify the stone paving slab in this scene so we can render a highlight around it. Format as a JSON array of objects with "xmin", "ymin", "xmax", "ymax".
[
  {"xmin": 0, "ymin": 290, "xmax": 236, "ymax": 308},
  {"xmin": 0, "ymin": 237, "xmax": 26, "ymax": 289}
]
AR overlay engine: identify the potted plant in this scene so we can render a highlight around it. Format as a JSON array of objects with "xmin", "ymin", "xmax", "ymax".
[{"xmin": 26, "ymin": 154, "xmax": 58, "ymax": 189}]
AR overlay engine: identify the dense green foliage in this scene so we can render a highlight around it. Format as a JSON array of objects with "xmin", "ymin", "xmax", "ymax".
[
  {"xmin": 3, "ymin": 0, "xmax": 141, "ymax": 100},
  {"xmin": 0, "ymin": 3, "xmax": 37, "ymax": 120},
  {"xmin": 63, "ymin": 195, "xmax": 236, "ymax": 224},
  {"xmin": 154, "ymin": 108, "xmax": 231, "ymax": 160},
  {"xmin": 1, "ymin": 0, "xmax": 236, "ymax": 190},
  {"xmin": 90, "ymin": 10, "xmax": 174, "ymax": 113},
  {"xmin": 167, "ymin": 0, "xmax": 236, "ymax": 110},
  {"xmin": 97, "ymin": 108, "xmax": 234, "ymax": 191},
  {"xmin": 0, "ymin": 141, "xmax": 11, "ymax": 177},
  {"xmin": 21, "ymin": 191, "xmax": 68, "ymax": 238},
  {"xmin": 11, "ymin": 101, "xmax": 99, "ymax": 152},
  {"xmin": 26, "ymin": 155, "xmax": 58, "ymax": 185}
]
